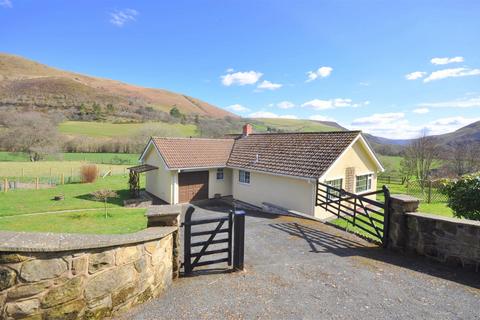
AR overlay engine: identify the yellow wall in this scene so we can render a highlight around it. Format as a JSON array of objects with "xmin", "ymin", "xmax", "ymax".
[
  {"xmin": 144, "ymin": 145, "xmax": 174, "ymax": 204},
  {"xmin": 232, "ymin": 169, "xmax": 315, "ymax": 215},
  {"xmin": 208, "ymin": 168, "xmax": 233, "ymax": 198},
  {"xmin": 315, "ymin": 138, "xmax": 380, "ymax": 219}
]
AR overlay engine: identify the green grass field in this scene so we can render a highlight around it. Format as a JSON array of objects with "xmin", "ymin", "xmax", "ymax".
[
  {"xmin": 0, "ymin": 175, "xmax": 138, "ymax": 217},
  {"xmin": 0, "ymin": 152, "xmax": 139, "ymax": 164},
  {"xmin": 0, "ymin": 208, "xmax": 147, "ymax": 234},
  {"xmin": 59, "ymin": 121, "xmax": 197, "ymax": 138},
  {"xmin": 0, "ymin": 161, "xmax": 130, "ymax": 178},
  {"xmin": 253, "ymin": 118, "xmax": 340, "ymax": 133}
]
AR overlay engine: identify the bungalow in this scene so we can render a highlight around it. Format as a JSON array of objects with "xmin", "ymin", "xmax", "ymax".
[{"xmin": 138, "ymin": 124, "xmax": 384, "ymax": 219}]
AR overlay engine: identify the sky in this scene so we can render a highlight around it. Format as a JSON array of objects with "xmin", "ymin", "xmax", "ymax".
[{"xmin": 1, "ymin": 0, "xmax": 480, "ymax": 139}]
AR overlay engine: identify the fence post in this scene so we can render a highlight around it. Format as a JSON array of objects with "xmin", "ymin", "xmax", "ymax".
[
  {"xmin": 382, "ymin": 185, "xmax": 391, "ymax": 248},
  {"xmin": 427, "ymin": 180, "xmax": 432, "ymax": 204},
  {"xmin": 35, "ymin": 177, "xmax": 39, "ymax": 190},
  {"xmin": 61, "ymin": 173, "xmax": 65, "ymax": 185},
  {"xmin": 3, "ymin": 178, "xmax": 8, "ymax": 192},
  {"xmin": 233, "ymin": 209, "xmax": 246, "ymax": 271}
]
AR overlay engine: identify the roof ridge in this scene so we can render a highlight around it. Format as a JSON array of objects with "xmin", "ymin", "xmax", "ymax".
[
  {"xmin": 245, "ymin": 130, "xmax": 361, "ymax": 136},
  {"xmin": 152, "ymin": 136, "xmax": 234, "ymax": 141}
]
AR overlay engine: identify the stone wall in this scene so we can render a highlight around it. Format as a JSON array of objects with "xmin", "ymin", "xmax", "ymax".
[
  {"xmin": 388, "ymin": 195, "xmax": 480, "ymax": 271},
  {"xmin": 0, "ymin": 227, "xmax": 178, "ymax": 320}
]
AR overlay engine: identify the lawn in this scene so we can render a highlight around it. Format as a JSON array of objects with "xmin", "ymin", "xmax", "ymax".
[
  {"xmin": 0, "ymin": 208, "xmax": 147, "ymax": 234},
  {"xmin": 0, "ymin": 161, "xmax": 130, "ymax": 178},
  {"xmin": 59, "ymin": 121, "xmax": 198, "ymax": 138},
  {"xmin": 0, "ymin": 152, "xmax": 139, "ymax": 164},
  {"xmin": 0, "ymin": 175, "xmax": 139, "ymax": 217}
]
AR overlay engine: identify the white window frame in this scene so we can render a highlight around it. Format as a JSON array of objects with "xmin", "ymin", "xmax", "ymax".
[
  {"xmin": 355, "ymin": 173, "xmax": 373, "ymax": 193},
  {"xmin": 325, "ymin": 178, "xmax": 343, "ymax": 200},
  {"xmin": 239, "ymin": 170, "xmax": 251, "ymax": 184},
  {"xmin": 216, "ymin": 168, "xmax": 224, "ymax": 180}
]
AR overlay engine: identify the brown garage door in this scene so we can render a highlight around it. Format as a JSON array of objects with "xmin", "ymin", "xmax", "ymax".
[{"xmin": 178, "ymin": 171, "xmax": 209, "ymax": 203}]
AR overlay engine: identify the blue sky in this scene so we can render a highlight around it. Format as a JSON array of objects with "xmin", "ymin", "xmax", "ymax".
[{"xmin": 1, "ymin": 0, "xmax": 480, "ymax": 139}]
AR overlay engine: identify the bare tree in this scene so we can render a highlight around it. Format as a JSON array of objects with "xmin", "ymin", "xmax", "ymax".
[
  {"xmin": 403, "ymin": 131, "xmax": 439, "ymax": 183},
  {"xmin": 0, "ymin": 112, "xmax": 61, "ymax": 161},
  {"xmin": 449, "ymin": 142, "xmax": 480, "ymax": 176},
  {"xmin": 91, "ymin": 189, "xmax": 118, "ymax": 218}
]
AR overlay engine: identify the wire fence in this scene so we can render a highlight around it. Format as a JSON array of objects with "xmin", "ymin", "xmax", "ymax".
[{"xmin": 405, "ymin": 179, "xmax": 448, "ymax": 203}]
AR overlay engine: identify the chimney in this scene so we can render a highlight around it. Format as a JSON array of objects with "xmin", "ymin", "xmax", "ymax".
[{"xmin": 242, "ymin": 123, "xmax": 253, "ymax": 136}]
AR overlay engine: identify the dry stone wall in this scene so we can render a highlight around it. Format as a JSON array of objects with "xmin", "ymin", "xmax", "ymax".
[{"xmin": 0, "ymin": 233, "xmax": 174, "ymax": 320}]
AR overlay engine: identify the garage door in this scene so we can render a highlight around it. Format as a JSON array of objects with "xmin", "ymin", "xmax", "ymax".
[{"xmin": 178, "ymin": 171, "xmax": 209, "ymax": 203}]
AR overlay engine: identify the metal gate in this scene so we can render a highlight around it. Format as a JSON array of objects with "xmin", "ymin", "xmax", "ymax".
[
  {"xmin": 316, "ymin": 181, "xmax": 391, "ymax": 246},
  {"xmin": 183, "ymin": 206, "xmax": 245, "ymax": 275}
]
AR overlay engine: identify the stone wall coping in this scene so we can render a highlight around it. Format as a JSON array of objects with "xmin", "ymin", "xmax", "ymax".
[
  {"xmin": 0, "ymin": 226, "xmax": 177, "ymax": 253},
  {"xmin": 390, "ymin": 194, "xmax": 420, "ymax": 203},
  {"xmin": 407, "ymin": 211, "xmax": 480, "ymax": 227},
  {"xmin": 146, "ymin": 204, "xmax": 183, "ymax": 216}
]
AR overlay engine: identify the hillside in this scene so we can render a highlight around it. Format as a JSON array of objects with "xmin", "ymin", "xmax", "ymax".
[
  {"xmin": 251, "ymin": 118, "xmax": 343, "ymax": 133},
  {"xmin": 430, "ymin": 120, "xmax": 480, "ymax": 146},
  {"xmin": 0, "ymin": 53, "xmax": 235, "ymax": 118}
]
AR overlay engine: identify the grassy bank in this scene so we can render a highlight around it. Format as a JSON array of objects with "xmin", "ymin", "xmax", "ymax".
[
  {"xmin": 0, "ymin": 152, "xmax": 139, "ymax": 164},
  {"xmin": 0, "ymin": 161, "xmax": 130, "ymax": 178},
  {"xmin": 59, "ymin": 121, "xmax": 197, "ymax": 138},
  {"xmin": 0, "ymin": 175, "xmax": 139, "ymax": 217},
  {"xmin": 0, "ymin": 208, "xmax": 147, "ymax": 234}
]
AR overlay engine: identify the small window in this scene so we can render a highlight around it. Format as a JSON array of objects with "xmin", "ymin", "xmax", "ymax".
[
  {"xmin": 239, "ymin": 170, "xmax": 250, "ymax": 184},
  {"xmin": 216, "ymin": 168, "xmax": 224, "ymax": 180},
  {"xmin": 325, "ymin": 178, "xmax": 343, "ymax": 200},
  {"xmin": 355, "ymin": 174, "xmax": 373, "ymax": 193}
]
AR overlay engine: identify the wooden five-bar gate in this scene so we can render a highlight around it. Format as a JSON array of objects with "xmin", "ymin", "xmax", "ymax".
[
  {"xmin": 183, "ymin": 206, "xmax": 245, "ymax": 275},
  {"xmin": 316, "ymin": 182, "xmax": 391, "ymax": 246}
]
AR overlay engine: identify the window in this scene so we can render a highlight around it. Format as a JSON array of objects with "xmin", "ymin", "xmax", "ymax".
[
  {"xmin": 325, "ymin": 178, "xmax": 343, "ymax": 200},
  {"xmin": 356, "ymin": 174, "xmax": 373, "ymax": 193},
  {"xmin": 239, "ymin": 170, "xmax": 250, "ymax": 184},
  {"xmin": 216, "ymin": 168, "xmax": 224, "ymax": 180}
]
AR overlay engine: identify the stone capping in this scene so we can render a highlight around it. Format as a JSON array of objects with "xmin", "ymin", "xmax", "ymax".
[
  {"xmin": 407, "ymin": 211, "xmax": 480, "ymax": 227},
  {"xmin": 0, "ymin": 227, "xmax": 177, "ymax": 253}
]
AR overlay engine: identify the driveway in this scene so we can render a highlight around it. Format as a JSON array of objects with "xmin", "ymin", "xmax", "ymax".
[{"xmin": 120, "ymin": 201, "xmax": 480, "ymax": 320}]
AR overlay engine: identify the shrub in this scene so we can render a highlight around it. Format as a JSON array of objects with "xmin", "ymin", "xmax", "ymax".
[
  {"xmin": 90, "ymin": 189, "xmax": 118, "ymax": 218},
  {"xmin": 440, "ymin": 172, "xmax": 480, "ymax": 221},
  {"xmin": 80, "ymin": 164, "xmax": 99, "ymax": 183}
]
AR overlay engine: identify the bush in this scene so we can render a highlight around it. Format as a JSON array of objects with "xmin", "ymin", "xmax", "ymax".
[
  {"xmin": 440, "ymin": 172, "xmax": 480, "ymax": 220},
  {"xmin": 80, "ymin": 164, "xmax": 99, "ymax": 183}
]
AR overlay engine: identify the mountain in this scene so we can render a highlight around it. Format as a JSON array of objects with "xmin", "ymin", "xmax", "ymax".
[
  {"xmin": 430, "ymin": 121, "xmax": 480, "ymax": 146},
  {"xmin": 0, "ymin": 53, "xmax": 235, "ymax": 118}
]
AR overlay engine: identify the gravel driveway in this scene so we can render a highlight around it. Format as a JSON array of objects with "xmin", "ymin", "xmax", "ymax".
[{"xmin": 119, "ymin": 202, "xmax": 480, "ymax": 320}]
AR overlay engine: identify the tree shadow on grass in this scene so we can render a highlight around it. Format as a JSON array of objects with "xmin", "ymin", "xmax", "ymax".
[
  {"xmin": 269, "ymin": 222, "xmax": 480, "ymax": 289},
  {"xmin": 74, "ymin": 189, "xmax": 132, "ymax": 206}
]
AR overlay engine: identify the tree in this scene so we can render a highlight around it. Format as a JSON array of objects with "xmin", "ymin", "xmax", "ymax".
[
  {"xmin": 0, "ymin": 112, "xmax": 61, "ymax": 161},
  {"xmin": 90, "ymin": 189, "xmax": 118, "ymax": 218},
  {"xmin": 169, "ymin": 106, "xmax": 182, "ymax": 118},
  {"xmin": 403, "ymin": 131, "xmax": 439, "ymax": 185},
  {"xmin": 440, "ymin": 173, "xmax": 480, "ymax": 221}
]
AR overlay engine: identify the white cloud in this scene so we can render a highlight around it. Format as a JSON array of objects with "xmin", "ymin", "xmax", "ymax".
[
  {"xmin": 430, "ymin": 56, "xmax": 464, "ymax": 65},
  {"xmin": 226, "ymin": 104, "xmax": 250, "ymax": 112},
  {"xmin": 110, "ymin": 9, "xmax": 139, "ymax": 27},
  {"xmin": 350, "ymin": 112, "xmax": 479, "ymax": 139},
  {"xmin": 413, "ymin": 108, "xmax": 429, "ymax": 114},
  {"xmin": 405, "ymin": 71, "xmax": 426, "ymax": 80},
  {"xmin": 221, "ymin": 70, "xmax": 263, "ymax": 86},
  {"xmin": 309, "ymin": 115, "xmax": 336, "ymax": 122},
  {"xmin": 0, "ymin": 0, "xmax": 12, "ymax": 8},
  {"xmin": 419, "ymin": 96, "xmax": 480, "ymax": 108},
  {"xmin": 276, "ymin": 101, "xmax": 295, "ymax": 109},
  {"xmin": 226, "ymin": 68, "xmax": 234, "ymax": 73},
  {"xmin": 359, "ymin": 82, "xmax": 370, "ymax": 86},
  {"xmin": 306, "ymin": 66, "xmax": 333, "ymax": 82},
  {"xmin": 256, "ymin": 80, "xmax": 282, "ymax": 91},
  {"xmin": 248, "ymin": 111, "xmax": 297, "ymax": 119},
  {"xmin": 424, "ymin": 67, "xmax": 480, "ymax": 82},
  {"xmin": 301, "ymin": 98, "xmax": 365, "ymax": 110}
]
